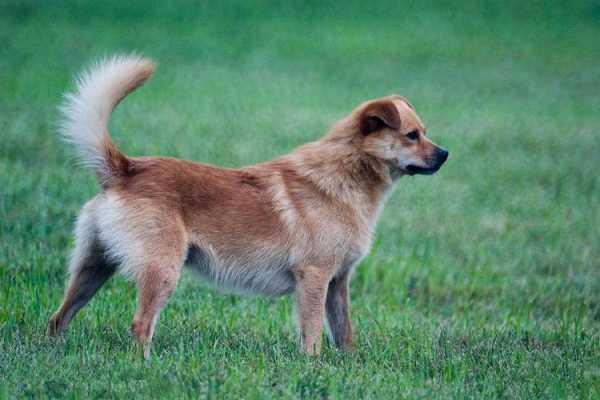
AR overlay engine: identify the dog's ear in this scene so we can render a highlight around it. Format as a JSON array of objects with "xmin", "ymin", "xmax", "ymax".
[{"xmin": 359, "ymin": 99, "xmax": 401, "ymax": 135}]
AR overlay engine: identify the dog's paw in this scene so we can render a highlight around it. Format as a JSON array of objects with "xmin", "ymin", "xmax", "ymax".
[{"xmin": 46, "ymin": 315, "xmax": 62, "ymax": 337}]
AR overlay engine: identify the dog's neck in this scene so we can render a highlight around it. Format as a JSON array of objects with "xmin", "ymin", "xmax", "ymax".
[{"xmin": 283, "ymin": 134, "xmax": 393, "ymax": 227}]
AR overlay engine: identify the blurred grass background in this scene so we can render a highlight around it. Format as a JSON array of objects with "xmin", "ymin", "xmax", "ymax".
[{"xmin": 1, "ymin": 1, "xmax": 599, "ymax": 398}]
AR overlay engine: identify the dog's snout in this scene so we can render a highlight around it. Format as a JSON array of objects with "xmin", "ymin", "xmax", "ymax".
[{"xmin": 436, "ymin": 148, "xmax": 449, "ymax": 164}]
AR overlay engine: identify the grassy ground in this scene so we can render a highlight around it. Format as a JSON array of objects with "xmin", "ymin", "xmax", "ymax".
[{"xmin": 1, "ymin": 1, "xmax": 599, "ymax": 398}]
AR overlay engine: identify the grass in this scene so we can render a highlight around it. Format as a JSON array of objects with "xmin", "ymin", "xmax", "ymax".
[{"xmin": 1, "ymin": 0, "xmax": 599, "ymax": 398}]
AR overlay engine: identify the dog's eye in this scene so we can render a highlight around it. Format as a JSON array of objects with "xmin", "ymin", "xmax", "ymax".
[{"xmin": 406, "ymin": 130, "xmax": 419, "ymax": 141}]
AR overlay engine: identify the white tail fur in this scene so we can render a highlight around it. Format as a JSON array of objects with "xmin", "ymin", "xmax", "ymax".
[{"xmin": 59, "ymin": 54, "xmax": 156, "ymax": 186}]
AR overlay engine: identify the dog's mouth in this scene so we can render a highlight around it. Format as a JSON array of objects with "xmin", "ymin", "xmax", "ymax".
[{"xmin": 405, "ymin": 164, "xmax": 441, "ymax": 175}]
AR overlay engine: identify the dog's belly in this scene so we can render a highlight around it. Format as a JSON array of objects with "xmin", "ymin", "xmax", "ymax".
[{"xmin": 184, "ymin": 245, "xmax": 295, "ymax": 296}]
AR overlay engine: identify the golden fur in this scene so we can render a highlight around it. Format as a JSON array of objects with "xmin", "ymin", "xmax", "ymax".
[{"xmin": 47, "ymin": 55, "xmax": 448, "ymax": 358}]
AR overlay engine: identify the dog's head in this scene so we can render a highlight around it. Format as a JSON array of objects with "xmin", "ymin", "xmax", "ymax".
[{"xmin": 354, "ymin": 95, "xmax": 448, "ymax": 178}]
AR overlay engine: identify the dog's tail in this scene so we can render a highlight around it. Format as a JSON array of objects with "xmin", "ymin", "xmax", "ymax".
[{"xmin": 59, "ymin": 54, "xmax": 156, "ymax": 188}]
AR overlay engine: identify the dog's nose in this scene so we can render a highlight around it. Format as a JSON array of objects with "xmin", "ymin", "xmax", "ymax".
[{"xmin": 437, "ymin": 148, "xmax": 449, "ymax": 163}]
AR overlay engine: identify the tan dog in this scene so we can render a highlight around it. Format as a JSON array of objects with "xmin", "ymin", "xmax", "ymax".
[{"xmin": 47, "ymin": 55, "xmax": 448, "ymax": 358}]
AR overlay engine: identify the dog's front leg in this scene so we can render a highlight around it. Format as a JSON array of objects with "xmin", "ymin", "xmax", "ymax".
[
  {"xmin": 326, "ymin": 274, "xmax": 353, "ymax": 350},
  {"xmin": 293, "ymin": 265, "xmax": 330, "ymax": 355}
]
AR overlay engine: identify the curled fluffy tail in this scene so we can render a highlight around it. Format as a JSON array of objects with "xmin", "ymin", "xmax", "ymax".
[{"xmin": 59, "ymin": 54, "xmax": 155, "ymax": 188}]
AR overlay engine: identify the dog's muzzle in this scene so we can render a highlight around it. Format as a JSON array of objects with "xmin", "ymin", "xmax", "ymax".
[{"xmin": 405, "ymin": 147, "xmax": 449, "ymax": 175}]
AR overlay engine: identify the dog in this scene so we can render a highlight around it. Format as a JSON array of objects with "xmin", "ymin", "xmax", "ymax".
[{"xmin": 47, "ymin": 55, "xmax": 448, "ymax": 358}]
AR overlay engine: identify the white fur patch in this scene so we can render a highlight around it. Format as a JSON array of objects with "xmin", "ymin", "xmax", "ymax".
[
  {"xmin": 68, "ymin": 199, "xmax": 99, "ymax": 277},
  {"xmin": 59, "ymin": 54, "xmax": 154, "ymax": 175},
  {"xmin": 94, "ymin": 193, "xmax": 151, "ymax": 280},
  {"xmin": 186, "ymin": 240, "xmax": 295, "ymax": 296}
]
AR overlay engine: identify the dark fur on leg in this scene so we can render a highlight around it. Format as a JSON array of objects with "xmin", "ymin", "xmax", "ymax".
[{"xmin": 326, "ymin": 275, "xmax": 353, "ymax": 349}]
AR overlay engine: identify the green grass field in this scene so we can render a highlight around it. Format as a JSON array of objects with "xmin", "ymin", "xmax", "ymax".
[{"xmin": 1, "ymin": 1, "xmax": 599, "ymax": 398}]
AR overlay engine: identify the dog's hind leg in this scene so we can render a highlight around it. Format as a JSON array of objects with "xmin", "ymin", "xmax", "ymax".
[
  {"xmin": 131, "ymin": 256, "xmax": 183, "ymax": 360},
  {"xmin": 47, "ymin": 204, "xmax": 116, "ymax": 336},
  {"xmin": 129, "ymin": 225, "xmax": 187, "ymax": 359}
]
